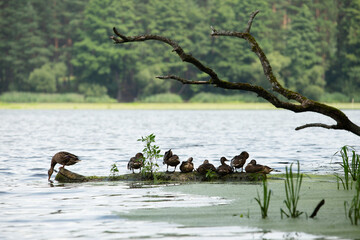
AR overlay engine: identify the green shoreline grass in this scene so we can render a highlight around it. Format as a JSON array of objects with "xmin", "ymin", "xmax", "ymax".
[{"xmin": 1, "ymin": 102, "xmax": 359, "ymax": 110}]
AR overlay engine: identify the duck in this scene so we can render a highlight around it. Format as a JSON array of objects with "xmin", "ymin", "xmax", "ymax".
[
  {"xmin": 163, "ymin": 149, "xmax": 180, "ymax": 172},
  {"xmin": 216, "ymin": 157, "xmax": 233, "ymax": 175},
  {"xmin": 196, "ymin": 160, "xmax": 216, "ymax": 174},
  {"xmin": 180, "ymin": 157, "xmax": 194, "ymax": 173},
  {"xmin": 231, "ymin": 151, "xmax": 249, "ymax": 172},
  {"xmin": 48, "ymin": 151, "xmax": 81, "ymax": 181},
  {"xmin": 128, "ymin": 152, "xmax": 144, "ymax": 173},
  {"xmin": 245, "ymin": 159, "xmax": 274, "ymax": 174}
]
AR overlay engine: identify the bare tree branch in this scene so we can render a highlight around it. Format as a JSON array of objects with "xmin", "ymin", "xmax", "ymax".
[
  {"xmin": 245, "ymin": 10, "xmax": 260, "ymax": 33},
  {"xmin": 156, "ymin": 75, "xmax": 210, "ymax": 85},
  {"xmin": 110, "ymin": 11, "xmax": 360, "ymax": 137},
  {"xmin": 295, "ymin": 123, "xmax": 341, "ymax": 131}
]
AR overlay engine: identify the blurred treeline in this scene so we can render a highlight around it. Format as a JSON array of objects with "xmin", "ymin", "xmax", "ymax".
[{"xmin": 1, "ymin": 0, "xmax": 359, "ymax": 102}]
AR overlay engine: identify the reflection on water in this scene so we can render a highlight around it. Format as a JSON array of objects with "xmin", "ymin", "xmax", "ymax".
[{"xmin": 0, "ymin": 109, "xmax": 359, "ymax": 239}]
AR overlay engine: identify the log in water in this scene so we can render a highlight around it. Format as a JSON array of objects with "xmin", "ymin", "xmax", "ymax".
[{"xmin": 55, "ymin": 168, "xmax": 265, "ymax": 183}]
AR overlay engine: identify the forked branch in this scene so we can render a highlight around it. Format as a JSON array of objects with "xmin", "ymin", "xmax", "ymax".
[{"xmin": 110, "ymin": 11, "xmax": 360, "ymax": 136}]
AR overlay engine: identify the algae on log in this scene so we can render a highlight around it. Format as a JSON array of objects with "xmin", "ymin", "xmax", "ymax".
[{"xmin": 55, "ymin": 168, "xmax": 265, "ymax": 183}]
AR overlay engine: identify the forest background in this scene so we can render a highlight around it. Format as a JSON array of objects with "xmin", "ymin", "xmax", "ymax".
[{"xmin": 1, "ymin": 0, "xmax": 359, "ymax": 103}]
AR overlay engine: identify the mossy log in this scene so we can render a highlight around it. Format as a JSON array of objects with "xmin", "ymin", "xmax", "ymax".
[{"xmin": 55, "ymin": 168, "xmax": 265, "ymax": 183}]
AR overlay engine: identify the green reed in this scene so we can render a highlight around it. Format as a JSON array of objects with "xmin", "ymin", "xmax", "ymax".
[
  {"xmin": 344, "ymin": 181, "xmax": 360, "ymax": 225},
  {"xmin": 254, "ymin": 178, "xmax": 272, "ymax": 218},
  {"xmin": 335, "ymin": 146, "xmax": 360, "ymax": 190},
  {"xmin": 281, "ymin": 161, "xmax": 304, "ymax": 218}
]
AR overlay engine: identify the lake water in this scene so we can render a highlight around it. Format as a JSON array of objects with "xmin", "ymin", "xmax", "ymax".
[{"xmin": 0, "ymin": 109, "xmax": 359, "ymax": 239}]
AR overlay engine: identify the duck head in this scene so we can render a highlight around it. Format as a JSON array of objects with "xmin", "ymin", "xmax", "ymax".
[
  {"xmin": 48, "ymin": 168, "xmax": 53, "ymax": 181},
  {"xmin": 249, "ymin": 159, "xmax": 257, "ymax": 165},
  {"xmin": 240, "ymin": 151, "xmax": 249, "ymax": 159},
  {"xmin": 220, "ymin": 157, "xmax": 228, "ymax": 165},
  {"xmin": 135, "ymin": 152, "xmax": 143, "ymax": 158},
  {"xmin": 163, "ymin": 149, "xmax": 172, "ymax": 161},
  {"xmin": 48, "ymin": 158, "xmax": 57, "ymax": 181},
  {"xmin": 187, "ymin": 157, "xmax": 193, "ymax": 163}
]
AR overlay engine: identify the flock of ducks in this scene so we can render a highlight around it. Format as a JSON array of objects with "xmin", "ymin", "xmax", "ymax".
[
  {"xmin": 48, "ymin": 150, "xmax": 274, "ymax": 181},
  {"xmin": 128, "ymin": 149, "xmax": 274, "ymax": 176}
]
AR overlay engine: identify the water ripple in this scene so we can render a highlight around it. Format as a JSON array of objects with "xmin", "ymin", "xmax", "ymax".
[{"xmin": 0, "ymin": 109, "xmax": 359, "ymax": 239}]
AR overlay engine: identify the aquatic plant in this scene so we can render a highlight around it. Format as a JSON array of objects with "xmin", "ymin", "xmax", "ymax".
[
  {"xmin": 344, "ymin": 181, "xmax": 360, "ymax": 225},
  {"xmin": 205, "ymin": 169, "xmax": 217, "ymax": 181},
  {"xmin": 138, "ymin": 133, "xmax": 162, "ymax": 180},
  {"xmin": 254, "ymin": 178, "xmax": 272, "ymax": 218},
  {"xmin": 281, "ymin": 161, "xmax": 304, "ymax": 218},
  {"xmin": 334, "ymin": 146, "xmax": 360, "ymax": 190},
  {"xmin": 109, "ymin": 163, "xmax": 119, "ymax": 179}
]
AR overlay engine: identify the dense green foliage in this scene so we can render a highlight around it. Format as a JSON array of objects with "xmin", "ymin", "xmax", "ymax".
[
  {"xmin": 0, "ymin": 92, "xmax": 116, "ymax": 103},
  {"xmin": 1, "ymin": 0, "xmax": 359, "ymax": 102}
]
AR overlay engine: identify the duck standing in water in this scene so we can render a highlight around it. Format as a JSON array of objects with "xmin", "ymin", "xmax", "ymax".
[
  {"xmin": 163, "ymin": 149, "xmax": 180, "ymax": 172},
  {"xmin": 216, "ymin": 157, "xmax": 233, "ymax": 175},
  {"xmin": 245, "ymin": 159, "xmax": 274, "ymax": 174},
  {"xmin": 48, "ymin": 151, "xmax": 81, "ymax": 181},
  {"xmin": 128, "ymin": 152, "xmax": 144, "ymax": 173},
  {"xmin": 231, "ymin": 151, "xmax": 249, "ymax": 172},
  {"xmin": 196, "ymin": 160, "xmax": 216, "ymax": 174},
  {"xmin": 180, "ymin": 157, "xmax": 194, "ymax": 173}
]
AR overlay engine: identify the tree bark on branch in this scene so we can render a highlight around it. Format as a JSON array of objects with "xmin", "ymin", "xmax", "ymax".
[{"xmin": 110, "ymin": 10, "xmax": 360, "ymax": 137}]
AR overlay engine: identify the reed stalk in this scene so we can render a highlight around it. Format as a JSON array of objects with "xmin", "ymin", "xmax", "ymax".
[
  {"xmin": 344, "ymin": 181, "xmax": 360, "ymax": 225},
  {"xmin": 281, "ymin": 161, "xmax": 304, "ymax": 218},
  {"xmin": 254, "ymin": 178, "xmax": 272, "ymax": 218},
  {"xmin": 335, "ymin": 146, "xmax": 360, "ymax": 190}
]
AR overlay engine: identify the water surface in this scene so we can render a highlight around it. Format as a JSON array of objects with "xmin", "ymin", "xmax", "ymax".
[{"xmin": 0, "ymin": 109, "xmax": 359, "ymax": 239}]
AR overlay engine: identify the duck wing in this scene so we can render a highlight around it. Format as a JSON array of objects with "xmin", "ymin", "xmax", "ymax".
[
  {"xmin": 168, "ymin": 155, "xmax": 180, "ymax": 166},
  {"xmin": 56, "ymin": 151, "xmax": 80, "ymax": 166}
]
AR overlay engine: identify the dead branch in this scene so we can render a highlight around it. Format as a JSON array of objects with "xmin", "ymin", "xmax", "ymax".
[
  {"xmin": 310, "ymin": 199, "xmax": 325, "ymax": 218},
  {"xmin": 110, "ymin": 11, "xmax": 360, "ymax": 137},
  {"xmin": 156, "ymin": 75, "xmax": 210, "ymax": 85}
]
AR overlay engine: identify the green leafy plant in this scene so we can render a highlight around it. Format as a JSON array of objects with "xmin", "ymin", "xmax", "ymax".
[
  {"xmin": 109, "ymin": 163, "xmax": 119, "ymax": 179},
  {"xmin": 255, "ymin": 178, "xmax": 272, "ymax": 218},
  {"xmin": 205, "ymin": 169, "xmax": 217, "ymax": 181},
  {"xmin": 344, "ymin": 181, "xmax": 360, "ymax": 225},
  {"xmin": 281, "ymin": 161, "xmax": 304, "ymax": 218},
  {"xmin": 138, "ymin": 133, "xmax": 162, "ymax": 180},
  {"xmin": 334, "ymin": 146, "xmax": 360, "ymax": 190}
]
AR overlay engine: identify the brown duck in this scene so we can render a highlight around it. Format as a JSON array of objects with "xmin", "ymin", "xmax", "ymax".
[
  {"xmin": 196, "ymin": 160, "xmax": 216, "ymax": 174},
  {"xmin": 231, "ymin": 151, "xmax": 249, "ymax": 172},
  {"xmin": 48, "ymin": 151, "xmax": 81, "ymax": 181},
  {"xmin": 216, "ymin": 157, "xmax": 233, "ymax": 175},
  {"xmin": 163, "ymin": 149, "xmax": 180, "ymax": 172},
  {"xmin": 245, "ymin": 159, "xmax": 274, "ymax": 174},
  {"xmin": 180, "ymin": 157, "xmax": 194, "ymax": 173},
  {"xmin": 128, "ymin": 152, "xmax": 144, "ymax": 173}
]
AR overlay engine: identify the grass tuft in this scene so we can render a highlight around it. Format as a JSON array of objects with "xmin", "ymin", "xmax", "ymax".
[
  {"xmin": 254, "ymin": 178, "xmax": 272, "ymax": 218},
  {"xmin": 344, "ymin": 181, "xmax": 360, "ymax": 225},
  {"xmin": 281, "ymin": 161, "xmax": 304, "ymax": 218},
  {"xmin": 334, "ymin": 146, "xmax": 360, "ymax": 190}
]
